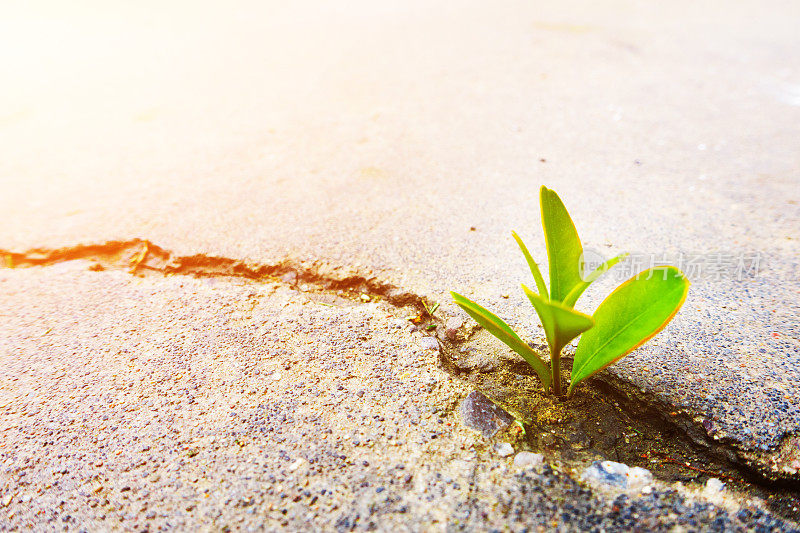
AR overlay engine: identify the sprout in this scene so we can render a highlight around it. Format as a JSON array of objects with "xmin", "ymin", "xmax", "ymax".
[{"xmin": 452, "ymin": 186, "xmax": 689, "ymax": 397}]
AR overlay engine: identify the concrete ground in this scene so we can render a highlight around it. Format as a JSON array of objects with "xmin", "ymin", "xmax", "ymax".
[
  {"xmin": 1, "ymin": 262, "xmax": 796, "ymax": 531},
  {"xmin": 1, "ymin": 0, "xmax": 799, "ymax": 530}
]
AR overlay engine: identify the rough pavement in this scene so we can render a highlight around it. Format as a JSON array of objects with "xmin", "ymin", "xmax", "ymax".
[
  {"xmin": 1, "ymin": 0, "xmax": 799, "ymax": 528},
  {"xmin": 1, "ymin": 2, "xmax": 798, "ymax": 477},
  {"xmin": 1, "ymin": 263, "xmax": 796, "ymax": 531}
]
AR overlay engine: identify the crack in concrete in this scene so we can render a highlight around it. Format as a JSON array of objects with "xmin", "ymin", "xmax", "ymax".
[
  {"xmin": 588, "ymin": 371, "xmax": 800, "ymax": 488},
  {"xmin": 2, "ymin": 239, "xmax": 798, "ymax": 496},
  {"xmin": 1, "ymin": 239, "xmax": 422, "ymax": 308}
]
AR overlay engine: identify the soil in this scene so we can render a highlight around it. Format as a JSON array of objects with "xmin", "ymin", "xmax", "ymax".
[{"xmin": 438, "ymin": 329, "xmax": 800, "ymax": 523}]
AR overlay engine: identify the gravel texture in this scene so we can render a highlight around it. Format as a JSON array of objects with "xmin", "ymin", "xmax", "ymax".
[{"xmin": 1, "ymin": 263, "xmax": 797, "ymax": 531}]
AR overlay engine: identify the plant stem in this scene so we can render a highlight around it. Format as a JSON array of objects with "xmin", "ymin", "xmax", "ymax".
[{"xmin": 551, "ymin": 343, "xmax": 563, "ymax": 397}]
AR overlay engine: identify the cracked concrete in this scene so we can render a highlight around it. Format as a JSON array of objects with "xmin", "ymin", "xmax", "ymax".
[
  {"xmin": 1, "ymin": 262, "xmax": 797, "ymax": 531},
  {"xmin": 1, "ymin": 0, "xmax": 799, "ymax": 529},
  {"xmin": 3, "ymin": 236, "xmax": 798, "ymax": 485},
  {"xmin": 0, "ymin": 239, "xmax": 421, "ymax": 308}
]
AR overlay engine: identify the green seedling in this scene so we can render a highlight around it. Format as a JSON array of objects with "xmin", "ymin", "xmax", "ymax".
[
  {"xmin": 451, "ymin": 186, "xmax": 689, "ymax": 397},
  {"xmin": 423, "ymin": 301, "xmax": 440, "ymax": 317}
]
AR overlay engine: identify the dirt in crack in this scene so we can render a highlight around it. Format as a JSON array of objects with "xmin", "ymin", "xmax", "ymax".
[
  {"xmin": 0, "ymin": 239, "xmax": 422, "ymax": 309},
  {"xmin": 4, "ymin": 239, "xmax": 799, "ymax": 521},
  {"xmin": 439, "ymin": 331, "xmax": 800, "ymax": 523}
]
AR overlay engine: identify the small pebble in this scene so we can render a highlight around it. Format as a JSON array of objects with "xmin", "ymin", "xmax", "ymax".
[
  {"xmin": 703, "ymin": 477, "xmax": 725, "ymax": 495},
  {"xmin": 581, "ymin": 460, "xmax": 653, "ymax": 490},
  {"xmin": 418, "ymin": 337, "xmax": 439, "ymax": 351},
  {"xmin": 288, "ymin": 458, "xmax": 305, "ymax": 472},
  {"xmin": 495, "ymin": 442, "xmax": 514, "ymax": 457},
  {"xmin": 513, "ymin": 452, "xmax": 544, "ymax": 468},
  {"xmin": 444, "ymin": 317, "xmax": 463, "ymax": 340},
  {"xmin": 460, "ymin": 391, "xmax": 514, "ymax": 438}
]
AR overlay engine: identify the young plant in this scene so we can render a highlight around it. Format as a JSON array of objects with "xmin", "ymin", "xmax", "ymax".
[{"xmin": 451, "ymin": 186, "xmax": 689, "ymax": 397}]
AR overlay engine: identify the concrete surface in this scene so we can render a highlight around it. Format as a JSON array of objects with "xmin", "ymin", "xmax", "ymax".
[
  {"xmin": 1, "ymin": 0, "xmax": 799, "ymax": 527},
  {"xmin": 1, "ymin": 262, "xmax": 795, "ymax": 531}
]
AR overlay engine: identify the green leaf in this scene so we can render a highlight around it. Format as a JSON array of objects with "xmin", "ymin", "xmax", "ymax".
[
  {"xmin": 562, "ymin": 252, "xmax": 629, "ymax": 308},
  {"xmin": 568, "ymin": 266, "xmax": 690, "ymax": 393},
  {"xmin": 512, "ymin": 231, "xmax": 548, "ymax": 299},
  {"xmin": 522, "ymin": 285, "xmax": 594, "ymax": 353},
  {"xmin": 451, "ymin": 291, "xmax": 551, "ymax": 388},
  {"xmin": 540, "ymin": 186, "xmax": 583, "ymax": 303}
]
